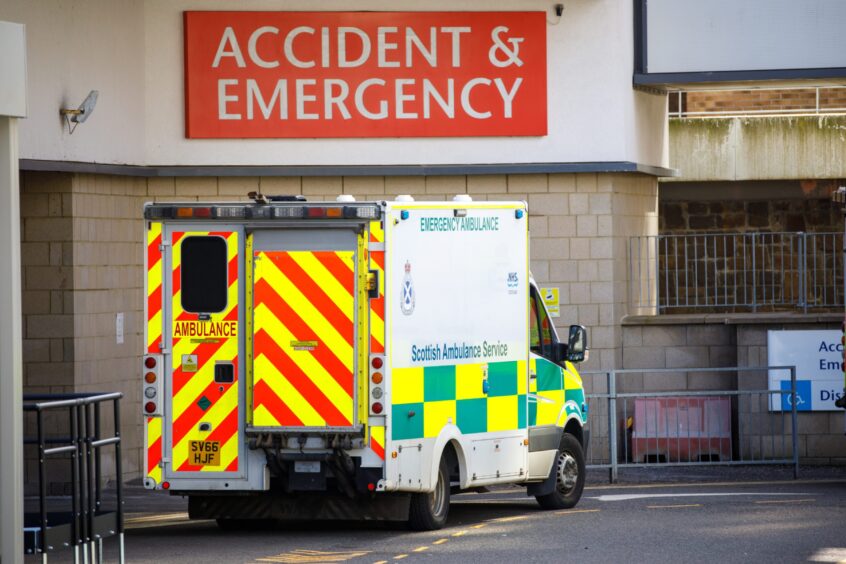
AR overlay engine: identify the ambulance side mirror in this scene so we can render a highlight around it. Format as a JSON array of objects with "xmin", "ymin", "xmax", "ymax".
[{"xmin": 566, "ymin": 325, "xmax": 588, "ymax": 363}]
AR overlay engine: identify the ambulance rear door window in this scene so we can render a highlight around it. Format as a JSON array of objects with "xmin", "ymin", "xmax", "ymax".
[{"xmin": 181, "ymin": 236, "xmax": 228, "ymax": 313}]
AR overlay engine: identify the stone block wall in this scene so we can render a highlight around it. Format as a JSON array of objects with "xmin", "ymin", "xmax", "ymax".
[
  {"xmin": 660, "ymin": 194, "xmax": 842, "ymax": 234},
  {"xmin": 654, "ymin": 180, "xmax": 844, "ymax": 314},
  {"xmin": 617, "ymin": 319, "xmax": 846, "ymax": 464},
  {"xmin": 20, "ymin": 170, "xmax": 659, "ymax": 483}
]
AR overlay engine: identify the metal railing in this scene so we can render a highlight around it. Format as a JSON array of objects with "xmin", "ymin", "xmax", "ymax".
[
  {"xmin": 670, "ymin": 86, "xmax": 846, "ymax": 118},
  {"xmin": 581, "ymin": 367, "xmax": 799, "ymax": 482},
  {"xmin": 629, "ymin": 232, "xmax": 843, "ymax": 313},
  {"xmin": 23, "ymin": 392, "xmax": 125, "ymax": 564}
]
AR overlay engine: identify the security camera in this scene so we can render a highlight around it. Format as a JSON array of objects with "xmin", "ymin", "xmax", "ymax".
[{"xmin": 555, "ymin": 4, "xmax": 564, "ymax": 17}]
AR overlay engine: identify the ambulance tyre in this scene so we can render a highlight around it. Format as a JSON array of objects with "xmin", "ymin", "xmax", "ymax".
[
  {"xmin": 408, "ymin": 456, "xmax": 450, "ymax": 530},
  {"xmin": 536, "ymin": 433, "xmax": 585, "ymax": 510}
]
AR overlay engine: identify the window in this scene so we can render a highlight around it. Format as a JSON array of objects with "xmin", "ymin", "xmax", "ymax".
[
  {"xmin": 181, "ymin": 236, "xmax": 228, "ymax": 313},
  {"xmin": 530, "ymin": 296, "xmax": 541, "ymax": 354},
  {"xmin": 530, "ymin": 287, "xmax": 555, "ymax": 359}
]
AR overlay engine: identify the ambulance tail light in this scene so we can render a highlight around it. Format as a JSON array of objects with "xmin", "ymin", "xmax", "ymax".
[
  {"xmin": 142, "ymin": 354, "xmax": 163, "ymax": 416},
  {"xmin": 175, "ymin": 207, "xmax": 212, "ymax": 218},
  {"xmin": 369, "ymin": 354, "xmax": 386, "ymax": 415}
]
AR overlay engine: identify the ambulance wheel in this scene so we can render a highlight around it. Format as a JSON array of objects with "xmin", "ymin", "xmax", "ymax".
[
  {"xmin": 536, "ymin": 433, "xmax": 585, "ymax": 510},
  {"xmin": 408, "ymin": 456, "xmax": 450, "ymax": 530}
]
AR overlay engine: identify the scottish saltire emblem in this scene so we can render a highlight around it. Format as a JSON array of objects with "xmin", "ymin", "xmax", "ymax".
[{"xmin": 401, "ymin": 261, "xmax": 415, "ymax": 316}]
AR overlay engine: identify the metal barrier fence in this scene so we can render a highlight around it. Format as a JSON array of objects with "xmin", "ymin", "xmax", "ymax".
[
  {"xmin": 23, "ymin": 392, "xmax": 125, "ymax": 564},
  {"xmin": 580, "ymin": 367, "xmax": 798, "ymax": 482},
  {"xmin": 629, "ymin": 232, "xmax": 843, "ymax": 313}
]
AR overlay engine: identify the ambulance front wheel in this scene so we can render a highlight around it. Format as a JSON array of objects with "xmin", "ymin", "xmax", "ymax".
[
  {"xmin": 408, "ymin": 456, "xmax": 450, "ymax": 530},
  {"xmin": 535, "ymin": 432, "xmax": 585, "ymax": 510}
]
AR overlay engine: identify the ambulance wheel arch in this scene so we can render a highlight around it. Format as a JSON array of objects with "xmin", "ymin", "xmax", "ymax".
[
  {"xmin": 427, "ymin": 426, "xmax": 470, "ymax": 491},
  {"xmin": 561, "ymin": 415, "xmax": 584, "ymax": 447}
]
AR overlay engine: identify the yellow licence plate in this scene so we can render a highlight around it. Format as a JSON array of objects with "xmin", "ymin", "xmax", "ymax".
[{"xmin": 189, "ymin": 440, "xmax": 221, "ymax": 466}]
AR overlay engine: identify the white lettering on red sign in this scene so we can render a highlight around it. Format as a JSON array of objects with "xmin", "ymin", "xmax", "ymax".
[{"xmin": 184, "ymin": 12, "xmax": 547, "ymax": 138}]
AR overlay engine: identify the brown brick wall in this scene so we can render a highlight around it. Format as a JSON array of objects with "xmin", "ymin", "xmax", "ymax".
[{"xmin": 670, "ymin": 88, "xmax": 846, "ymax": 115}]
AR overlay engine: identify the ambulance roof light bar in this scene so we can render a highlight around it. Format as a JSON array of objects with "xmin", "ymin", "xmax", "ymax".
[{"xmin": 144, "ymin": 203, "xmax": 380, "ymax": 220}]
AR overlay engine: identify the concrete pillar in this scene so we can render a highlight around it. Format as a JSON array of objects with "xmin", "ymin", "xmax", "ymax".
[
  {"xmin": 0, "ymin": 18, "xmax": 26, "ymax": 563},
  {"xmin": 0, "ymin": 115, "xmax": 23, "ymax": 563}
]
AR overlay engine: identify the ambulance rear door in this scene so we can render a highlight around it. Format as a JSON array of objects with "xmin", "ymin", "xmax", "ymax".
[
  {"xmin": 163, "ymin": 225, "xmax": 246, "ymax": 485},
  {"xmin": 248, "ymin": 228, "xmax": 364, "ymax": 434}
]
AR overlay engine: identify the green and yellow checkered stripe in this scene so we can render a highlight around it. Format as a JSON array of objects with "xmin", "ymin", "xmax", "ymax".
[
  {"xmin": 390, "ymin": 361, "xmax": 528, "ymax": 441},
  {"xmin": 529, "ymin": 357, "xmax": 586, "ymax": 427}
]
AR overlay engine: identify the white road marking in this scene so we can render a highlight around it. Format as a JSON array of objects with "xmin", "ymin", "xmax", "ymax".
[
  {"xmin": 808, "ymin": 547, "xmax": 846, "ymax": 562},
  {"xmin": 590, "ymin": 492, "xmax": 811, "ymax": 502}
]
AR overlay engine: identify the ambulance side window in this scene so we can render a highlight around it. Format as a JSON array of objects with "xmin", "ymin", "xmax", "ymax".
[
  {"xmin": 181, "ymin": 236, "xmax": 228, "ymax": 313},
  {"xmin": 529, "ymin": 287, "xmax": 554, "ymax": 359},
  {"xmin": 530, "ymin": 297, "xmax": 541, "ymax": 354}
]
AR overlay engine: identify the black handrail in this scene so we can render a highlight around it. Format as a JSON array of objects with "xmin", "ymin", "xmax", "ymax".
[{"xmin": 23, "ymin": 392, "xmax": 124, "ymax": 562}]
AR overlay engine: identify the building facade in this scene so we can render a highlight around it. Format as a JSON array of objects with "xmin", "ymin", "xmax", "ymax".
[{"xmin": 4, "ymin": 0, "xmax": 669, "ymax": 481}]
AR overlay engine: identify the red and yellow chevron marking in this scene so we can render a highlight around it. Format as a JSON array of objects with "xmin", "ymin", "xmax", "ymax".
[
  {"xmin": 251, "ymin": 250, "xmax": 356, "ymax": 428},
  {"xmin": 147, "ymin": 222, "xmax": 163, "ymax": 354},
  {"xmin": 369, "ymin": 425, "xmax": 385, "ymax": 461},
  {"xmin": 170, "ymin": 231, "xmax": 240, "ymax": 473},
  {"xmin": 369, "ymin": 221, "xmax": 385, "ymax": 354},
  {"xmin": 146, "ymin": 416, "xmax": 162, "ymax": 485}
]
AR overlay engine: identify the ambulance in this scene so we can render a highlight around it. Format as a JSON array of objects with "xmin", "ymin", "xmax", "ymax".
[{"xmin": 142, "ymin": 194, "xmax": 589, "ymax": 530}]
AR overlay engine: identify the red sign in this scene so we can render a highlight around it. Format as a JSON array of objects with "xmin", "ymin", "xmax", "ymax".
[{"xmin": 183, "ymin": 12, "xmax": 547, "ymax": 138}]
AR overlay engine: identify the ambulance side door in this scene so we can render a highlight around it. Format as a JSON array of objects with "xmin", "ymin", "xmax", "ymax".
[{"xmin": 528, "ymin": 286, "xmax": 568, "ymax": 429}]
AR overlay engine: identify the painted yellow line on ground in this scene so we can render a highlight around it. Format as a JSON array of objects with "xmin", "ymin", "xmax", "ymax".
[
  {"xmin": 373, "ymin": 561, "xmax": 388, "ymax": 564},
  {"xmin": 256, "ymin": 549, "xmax": 370, "ymax": 563},
  {"xmin": 471, "ymin": 523, "xmax": 487, "ymax": 529},
  {"xmin": 394, "ymin": 555, "xmax": 408, "ymax": 560},
  {"xmin": 492, "ymin": 515, "xmax": 527, "ymax": 523},
  {"xmin": 754, "ymin": 498, "xmax": 815, "ymax": 505},
  {"xmin": 555, "ymin": 509, "xmax": 601, "ymax": 516},
  {"xmin": 124, "ymin": 512, "xmax": 189, "ymax": 524},
  {"xmin": 413, "ymin": 546, "xmax": 429, "ymax": 553},
  {"xmin": 647, "ymin": 504, "xmax": 703, "ymax": 509},
  {"xmin": 452, "ymin": 530, "xmax": 467, "ymax": 537},
  {"xmin": 433, "ymin": 539, "xmax": 448, "ymax": 545}
]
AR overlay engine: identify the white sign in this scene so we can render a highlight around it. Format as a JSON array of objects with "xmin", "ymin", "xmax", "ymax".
[
  {"xmin": 115, "ymin": 312, "xmax": 124, "ymax": 345},
  {"xmin": 0, "ymin": 22, "xmax": 27, "ymax": 117},
  {"xmin": 389, "ymin": 205, "xmax": 528, "ymax": 369},
  {"xmin": 767, "ymin": 330, "xmax": 844, "ymax": 412}
]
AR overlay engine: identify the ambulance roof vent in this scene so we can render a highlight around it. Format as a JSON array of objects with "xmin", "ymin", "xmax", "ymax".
[
  {"xmin": 336, "ymin": 195, "xmax": 356, "ymax": 203},
  {"xmin": 453, "ymin": 194, "xmax": 473, "ymax": 202},
  {"xmin": 395, "ymin": 195, "xmax": 415, "ymax": 202}
]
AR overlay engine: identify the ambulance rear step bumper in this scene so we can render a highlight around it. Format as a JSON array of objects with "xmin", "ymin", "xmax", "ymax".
[
  {"xmin": 247, "ymin": 426, "xmax": 365, "ymax": 450},
  {"xmin": 188, "ymin": 491, "xmax": 411, "ymax": 522}
]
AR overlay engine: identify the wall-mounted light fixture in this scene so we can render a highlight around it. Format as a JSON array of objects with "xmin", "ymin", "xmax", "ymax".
[{"xmin": 60, "ymin": 90, "xmax": 98, "ymax": 134}]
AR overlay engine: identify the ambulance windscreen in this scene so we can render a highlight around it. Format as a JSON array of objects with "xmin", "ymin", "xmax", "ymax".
[{"xmin": 181, "ymin": 236, "xmax": 228, "ymax": 313}]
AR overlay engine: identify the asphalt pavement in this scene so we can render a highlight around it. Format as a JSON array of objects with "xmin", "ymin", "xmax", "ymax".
[{"xmin": 24, "ymin": 465, "xmax": 846, "ymax": 564}]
